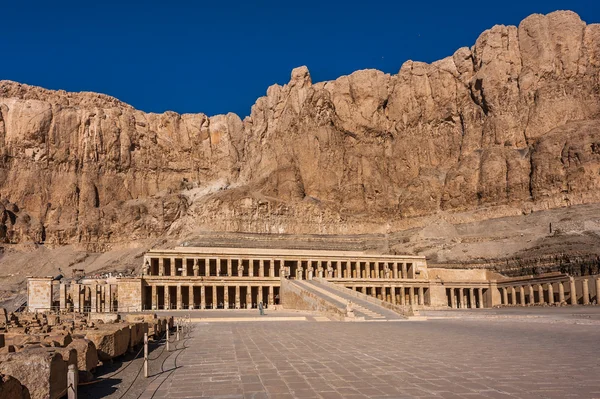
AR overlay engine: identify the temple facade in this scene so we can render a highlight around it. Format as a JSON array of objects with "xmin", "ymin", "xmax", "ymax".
[{"xmin": 26, "ymin": 247, "xmax": 600, "ymax": 313}]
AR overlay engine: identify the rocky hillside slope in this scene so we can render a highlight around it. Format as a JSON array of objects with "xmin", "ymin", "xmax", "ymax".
[{"xmin": 1, "ymin": 10, "xmax": 599, "ymax": 254}]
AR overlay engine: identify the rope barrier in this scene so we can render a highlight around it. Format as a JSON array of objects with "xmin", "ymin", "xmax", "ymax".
[
  {"xmin": 52, "ymin": 383, "xmax": 72, "ymax": 399},
  {"xmin": 75, "ymin": 323, "xmax": 195, "ymax": 397},
  {"xmin": 117, "ymin": 354, "xmax": 146, "ymax": 399},
  {"xmin": 78, "ymin": 345, "xmax": 144, "ymax": 386}
]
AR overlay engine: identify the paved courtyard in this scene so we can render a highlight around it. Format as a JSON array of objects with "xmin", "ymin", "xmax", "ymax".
[{"xmin": 140, "ymin": 314, "xmax": 600, "ymax": 399}]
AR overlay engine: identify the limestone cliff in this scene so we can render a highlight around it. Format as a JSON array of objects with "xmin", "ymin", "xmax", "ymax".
[{"xmin": 1, "ymin": 10, "xmax": 600, "ymax": 249}]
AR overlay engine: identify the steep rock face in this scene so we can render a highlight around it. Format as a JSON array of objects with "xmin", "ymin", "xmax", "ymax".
[{"xmin": 1, "ymin": 10, "xmax": 600, "ymax": 244}]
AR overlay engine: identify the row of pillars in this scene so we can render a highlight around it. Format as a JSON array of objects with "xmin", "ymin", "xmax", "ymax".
[
  {"xmin": 62, "ymin": 283, "xmax": 117, "ymax": 313},
  {"xmin": 501, "ymin": 277, "xmax": 600, "ymax": 306},
  {"xmin": 448, "ymin": 287, "xmax": 486, "ymax": 309},
  {"xmin": 145, "ymin": 257, "xmax": 418, "ymax": 280},
  {"xmin": 148, "ymin": 284, "xmax": 279, "ymax": 310},
  {"xmin": 348, "ymin": 285, "xmax": 427, "ymax": 306},
  {"xmin": 299, "ymin": 260, "xmax": 415, "ymax": 280}
]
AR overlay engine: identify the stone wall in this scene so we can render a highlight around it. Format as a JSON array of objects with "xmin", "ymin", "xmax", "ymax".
[
  {"xmin": 116, "ymin": 278, "xmax": 142, "ymax": 312},
  {"xmin": 27, "ymin": 277, "xmax": 53, "ymax": 312}
]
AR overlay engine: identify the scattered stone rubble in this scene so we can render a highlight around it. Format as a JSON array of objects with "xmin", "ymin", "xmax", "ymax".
[{"xmin": 0, "ymin": 308, "xmax": 172, "ymax": 399}]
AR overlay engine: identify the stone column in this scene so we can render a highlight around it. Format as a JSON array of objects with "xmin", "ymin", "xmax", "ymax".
[
  {"xmin": 224, "ymin": 285, "xmax": 229, "ymax": 309},
  {"xmin": 371, "ymin": 286, "xmax": 376, "ymax": 298},
  {"xmin": 392, "ymin": 262, "xmax": 398, "ymax": 279},
  {"xmin": 171, "ymin": 257, "xmax": 176, "ymax": 276},
  {"xmin": 528, "ymin": 285, "xmax": 535, "ymax": 305},
  {"xmin": 569, "ymin": 278, "xmax": 577, "ymax": 305},
  {"xmin": 373, "ymin": 262, "xmax": 379, "ymax": 279},
  {"xmin": 502, "ymin": 287, "xmax": 508, "ymax": 305},
  {"xmin": 402, "ymin": 263, "xmax": 408, "ymax": 279},
  {"xmin": 177, "ymin": 285, "xmax": 182, "ymax": 310},
  {"xmin": 391, "ymin": 286, "xmax": 397, "ymax": 305},
  {"xmin": 164, "ymin": 285, "xmax": 169, "ymax": 310},
  {"xmin": 268, "ymin": 286, "xmax": 274, "ymax": 306},
  {"xmin": 159, "ymin": 258, "xmax": 165, "ymax": 276},
  {"xmin": 469, "ymin": 288, "xmax": 475, "ymax": 309},
  {"xmin": 582, "ymin": 279, "xmax": 590, "ymax": 305},
  {"xmin": 205, "ymin": 258, "xmax": 210, "ymax": 277},
  {"xmin": 235, "ymin": 285, "xmax": 240, "ymax": 309},
  {"xmin": 346, "ymin": 261, "xmax": 351, "ymax": 278},
  {"xmin": 418, "ymin": 286, "xmax": 425, "ymax": 306},
  {"xmin": 151, "ymin": 285, "xmax": 157, "ymax": 310},
  {"xmin": 558, "ymin": 281, "xmax": 565, "ymax": 303},
  {"xmin": 336, "ymin": 261, "xmax": 342, "ymax": 278},
  {"xmin": 360, "ymin": 286, "xmax": 366, "ymax": 294},
  {"xmin": 193, "ymin": 259, "xmax": 199, "ymax": 277},
  {"xmin": 228, "ymin": 258, "xmax": 233, "ymax": 277},
  {"xmin": 189, "ymin": 285, "xmax": 195, "ymax": 309},
  {"xmin": 547, "ymin": 283, "xmax": 554, "ymax": 305},
  {"xmin": 71, "ymin": 284, "xmax": 80, "ymax": 312},
  {"xmin": 450, "ymin": 288, "xmax": 456, "ymax": 308},
  {"xmin": 248, "ymin": 260, "xmax": 254, "ymax": 277},
  {"xmin": 269, "ymin": 259, "xmax": 275, "ymax": 277},
  {"xmin": 477, "ymin": 287, "xmax": 484, "ymax": 308},
  {"xmin": 259, "ymin": 259, "xmax": 264, "ymax": 277},
  {"xmin": 182, "ymin": 257, "xmax": 188, "ymax": 277},
  {"xmin": 538, "ymin": 284, "xmax": 545, "ymax": 305},
  {"xmin": 200, "ymin": 286, "xmax": 206, "ymax": 309},
  {"xmin": 246, "ymin": 285, "xmax": 252, "ymax": 309},
  {"xmin": 216, "ymin": 258, "xmax": 221, "ymax": 277},
  {"xmin": 519, "ymin": 286, "xmax": 525, "ymax": 306},
  {"xmin": 257, "ymin": 286, "xmax": 263, "ymax": 305},
  {"xmin": 89, "ymin": 284, "xmax": 97, "ymax": 312},
  {"xmin": 409, "ymin": 286, "xmax": 415, "ymax": 305},
  {"xmin": 510, "ymin": 286, "xmax": 516, "ymax": 305},
  {"xmin": 596, "ymin": 278, "xmax": 600, "ymax": 304},
  {"xmin": 210, "ymin": 286, "xmax": 216, "ymax": 309}
]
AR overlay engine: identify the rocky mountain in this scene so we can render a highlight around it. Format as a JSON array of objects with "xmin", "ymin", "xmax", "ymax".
[{"xmin": 1, "ymin": 10, "xmax": 600, "ymax": 257}]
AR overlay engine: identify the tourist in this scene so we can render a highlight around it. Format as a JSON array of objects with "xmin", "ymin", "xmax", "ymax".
[{"xmin": 258, "ymin": 301, "xmax": 264, "ymax": 316}]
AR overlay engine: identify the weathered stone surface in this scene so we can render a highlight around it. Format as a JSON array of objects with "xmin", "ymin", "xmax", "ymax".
[
  {"xmin": 0, "ymin": 373, "xmax": 30, "ymax": 399},
  {"xmin": 66, "ymin": 338, "xmax": 98, "ymax": 373},
  {"xmin": 0, "ymin": 10, "xmax": 598, "ymax": 245},
  {"xmin": 0, "ymin": 349, "xmax": 67, "ymax": 399},
  {"xmin": 82, "ymin": 323, "xmax": 130, "ymax": 360},
  {"xmin": 41, "ymin": 332, "xmax": 72, "ymax": 348},
  {"xmin": 128, "ymin": 322, "xmax": 148, "ymax": 350}
]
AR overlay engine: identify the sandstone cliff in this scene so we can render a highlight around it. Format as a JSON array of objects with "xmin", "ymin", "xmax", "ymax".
[{"xmin": 1, "ymin": 10, "xmax": 600, "ymax": 249}]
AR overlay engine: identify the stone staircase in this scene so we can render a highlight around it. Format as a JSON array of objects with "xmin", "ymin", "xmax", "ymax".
[{"xmin": 294, "ymin": 280, "xmax": 406, "ymax": 321}]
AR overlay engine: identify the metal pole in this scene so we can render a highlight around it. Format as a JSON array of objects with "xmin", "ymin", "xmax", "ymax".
[
  {"xmin": 166, "ymin": 327, "xmax": 170, "ymax": 352},
  {"xmin": 144, "ymin": 332, "xmax": 148, "ymax": 378},
  {"xmin": 67, "ymin": 364, "xmax": 78, "ymax": 399}
]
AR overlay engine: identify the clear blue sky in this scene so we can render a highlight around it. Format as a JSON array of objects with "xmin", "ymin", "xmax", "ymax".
[{"xmin": 2, "ymin": 1, "xmax": 598, "ymax": 117}]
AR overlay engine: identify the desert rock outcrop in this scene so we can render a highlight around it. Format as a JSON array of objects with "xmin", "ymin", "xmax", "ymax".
[{"xmin": 0, "ymin": 10, "xmax": 599, "ymax": 247}]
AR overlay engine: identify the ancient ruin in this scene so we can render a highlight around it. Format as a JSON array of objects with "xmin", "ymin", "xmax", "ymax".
[
  {"xmin": 25, "ymin": 247, "xmax": 600, "ymax": 314},
  {"xmin": 2, "ymin": 8, "xmax": 600, "ymax": 398}
]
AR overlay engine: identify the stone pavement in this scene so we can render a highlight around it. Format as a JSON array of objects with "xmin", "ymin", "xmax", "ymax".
[{"xmin": 140, "ymin": 318, "xmax": 600, "ymax": 399}]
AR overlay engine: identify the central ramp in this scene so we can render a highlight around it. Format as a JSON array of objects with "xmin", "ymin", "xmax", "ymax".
[{"xmin": 293, "ymin": 279, "xmax": 407, "ymax": 321}]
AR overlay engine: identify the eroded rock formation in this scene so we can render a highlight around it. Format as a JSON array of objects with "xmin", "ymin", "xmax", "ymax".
[{"xmin": 1, "ymin": 10, "xmax": 599, "ymax": 246}]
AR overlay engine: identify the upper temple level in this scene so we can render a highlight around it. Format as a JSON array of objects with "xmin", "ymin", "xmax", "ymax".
[{"xmin": 142, "ymin": 247, "xmax": 428, "ymax": 280}]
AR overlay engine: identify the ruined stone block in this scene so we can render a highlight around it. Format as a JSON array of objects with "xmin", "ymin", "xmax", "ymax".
[
  {"xmin": 66, "ymin": 338, "xmax": 98, "ymax": 373},
  {"xmin": 83, "ymin": 323, "xmax": 131, "ymax": 360},
  {"xmin": 128, "ymin": 322, "xmax": 148, "ymax": 350},
  {"xmin": 0, "ymin": 373, "xmax": 30, "ymax": 399},
  {"xmin": 0, "ymin": 349, "xmax": 67, "ymax": 399}
]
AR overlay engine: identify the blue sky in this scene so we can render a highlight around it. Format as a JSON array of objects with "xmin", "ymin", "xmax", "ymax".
[{"xmin": 2, "ymin": 1, "xmax": 598, "ymax": 117}]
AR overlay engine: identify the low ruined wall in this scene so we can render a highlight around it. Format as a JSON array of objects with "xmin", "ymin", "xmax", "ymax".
[{"xmin": 280, "ymin": 279, "xmax": 345, "ymax": 320}]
